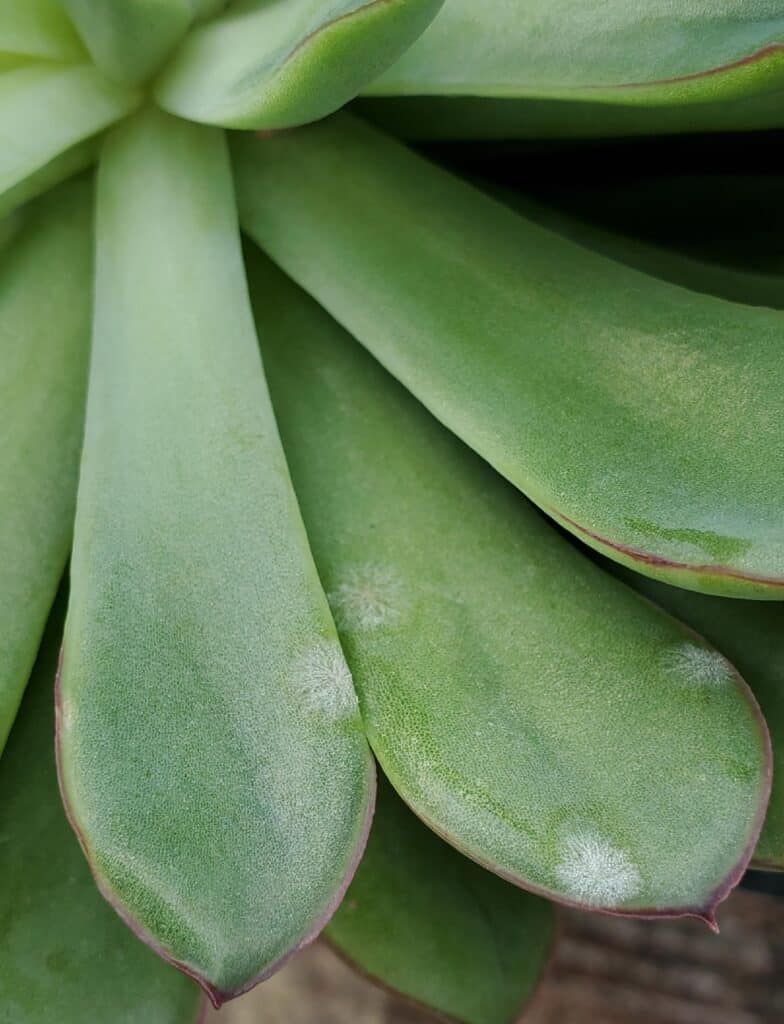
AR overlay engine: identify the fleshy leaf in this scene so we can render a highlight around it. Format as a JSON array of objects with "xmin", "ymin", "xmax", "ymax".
[
  {"xmin": 245, "ymin": 244, "xmax": 770, "ymax": 923},
  {"xmin": 0, "ymin": 594, "xmax": 202, "ymax": 1024},
  {"xmin": 57, "ymin": 109, "xmax": 375, "ymax": 1006},
  {"xmin": 359, "ymin": 0, "xmax": 784, "ymax": 138},
  {"xmin": 0, "ymin": 177, "xmax": 92, "ymax": 754},
  {"xmin": 154, "ymin": 0, "xmax": 444, "ymax": 129},
  {"xmin": 609, "ymin": 567, "xmax": 784, "ymax": 871},
  {"xmin": 0, "ymin": 63, "xmax": 139, "ymax": 216},
  {"xmin": 326, "ymin": 776, "xmax": 554, "ymax": 1024},
  {"xmin": 59, "ymin": 0, "xmax": 194, "ymax": 85},
  {"xmin": 0, "ymin": 0, "xmax": 85, "ymax": 62},
  {"xmin": 233, "ymin": 115, "xmax": 784, "ymax": 598}
]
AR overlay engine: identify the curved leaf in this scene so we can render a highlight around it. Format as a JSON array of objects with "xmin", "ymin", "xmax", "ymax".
[
  {"xmin": 0, "ymin": 64, "xmax": 139, "ymax": 216},
  {"xmin": 59, "ymin": 0, "xmax": 194, "ymax": 85},
  {"xmin": 359, "ymin": 1, "xmax": 784, "ymax": 136},
  {"xmin": 327, "ymin": 776, "xmax": 554, "ymax": 1024},
  {"xmin": 57, "ymin": 109, "xmax": 375, "ymax": 1007},
  {"xmin": 0, "ymin": 0, "xmax": 85, "ymax": 62},
  {"xmin": 245, "ymin": 244, "xmax": 770, "ymax": 924},
  {"xmin": 610, "ymin": 567, "xmax": 784, "ymax": 871},
  {"xmin": 233, "ymin": 115, "xmax": 784, "ymax": 598},
  {"xmin": 0, "ymin": 176, "xmax": 92, "ymax": 754},
  {"xmin": 155, "ymin": 0, "xmax": 444, "ymax": 129},
  {"xmin": 0, "ymin": 595, "xmax": 202, "ymax": 1024}
]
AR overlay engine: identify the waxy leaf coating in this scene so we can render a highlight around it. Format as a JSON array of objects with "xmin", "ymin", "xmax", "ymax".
[
  {"xmin": 57, "ymin": 109, "xmax": 374, "ymax": 1006},
  {"xmin": 360, "ymin": 0, "xmax": 784, "ymax": 138},
  {"xmin": 234, "ymin": 115, "xmax": 784, "ymax": 597},
  {"xmin": 0, "ymin": 177, "xmax": 92, "ymax": 752},
  {"xmin": 327, "ymin": 777, "xmax": 555, "ymax": 1024},
  {"xmin": 246, "ymin": 245, "xmax": 770, "ymax": 923},
  {"xmin": 0, "ymin": 595, "xmax": 202, "ymax": 1024},
  {"xmin": 155, "ymin": 0, "xmax": 444, "ymax": 129}
]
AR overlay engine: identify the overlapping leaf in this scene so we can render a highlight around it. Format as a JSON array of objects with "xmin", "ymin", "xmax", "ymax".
[
  {"xmin": 155, "ymin": 0, "xmax": 444, "ymax": 129},
  {"xmin": 245, "ymin": 244, "xmax": 770, "ymax": 923},
  {"xmin": 0, "ymin": 63, "xmax": 138, "ymax": 216},
  {"xmin": 57, "ymin": 109, "xmax": 374, "ymax": 1006},
  {"xmin": 0, "ymin": 594, "xmax": 202, "ymax": 1024},
  {"xmin": 327, "ymin": 777, "xmax": 554, "ymax": 1024},
  {"xmin": 0, "ymin": 0, "xmax": 85, "ymax": 64},
  {"xmin": 0, "ymin": 177, "xmax": 92, "ymax": 753},
  {"xmin": 359, "ymin": 0, "xmax": 784, "ymax": 138},
  {"xmin": 234, "ymin": 115, "xmax": 784, "ymax": 597}
]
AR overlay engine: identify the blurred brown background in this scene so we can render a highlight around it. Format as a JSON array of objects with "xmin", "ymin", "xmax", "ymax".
[{"xmin": 203, "ymin": 887, "xmax": 784, "ymax": 1024}]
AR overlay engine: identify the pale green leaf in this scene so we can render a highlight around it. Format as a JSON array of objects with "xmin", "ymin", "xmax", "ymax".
[
  {"xmin": 0, "ymin": 594, "xmax": 203, "ymax": 1024},
  {"xmin": 0, "ymin": 176, "xmax": 92, "ymax": 754},
  {"xmin": 233, "ymin": 115, "xmax": 784, "ymax": 597},
  {"xmin": 155, "ymin": 0, "xmax": 444, "ymax": 129},
  {"xmin": 245, "ymin": 243, "xmax": 770, "ymax": 923},
  {"xmin": 57, "ymin": 108, "xmax": 374, "ymax": 1006},
  {"xmin": 0, "ymin": 63, "xmax": 139, "ymax": 216}
]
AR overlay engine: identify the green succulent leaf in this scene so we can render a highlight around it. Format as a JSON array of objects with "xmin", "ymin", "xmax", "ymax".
[
  {"xmin": 245, "ymin": 244, "xmax": 770, "ymax": 924},
  {"xmin": 326, "ymin": 776, "xmax": 555, "ymax": 1024},
  {"xmin": 0, "ymin": 63, "xmax": 139, "ymax": 216},
  {"xmin": 154, "ymin": 0, "xmax": 444, "ymax": 129},
  {"xmin": 234, "ymin": 115, "xmax": 784, "ymax": 598},
  {"xmin": 611, "ymin": 567, "xmax": 784, "ymax": 872},
  {"xmin": 0, "ymin": 0, "xmax": 85, "ymax": 63},
  {"xmin": 359, "ymin": 0, "xmax": 784, "ymax": 138},
  {"xmin": 59, "ymin": 0, "xmax": 195, "ymax": 85},
  {"xmin": 0, "ymin": 595, "xmax": 203, "ymax": 1024},
  {"xmin": 0, "ymin": 176, "xmax": 92, "ymax": 754},
  {"xmin": 56, "ymin": 108, "xmax": 375, "ymax": 1006}
]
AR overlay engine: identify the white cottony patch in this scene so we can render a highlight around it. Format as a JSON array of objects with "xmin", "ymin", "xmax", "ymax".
[
  {"xmin": 664, "ymin": 643, "xmax": 735, "ymax": 688},
  {"xmin": 328, "ymin": 564, "xmax": 404, "ymax": 631},
  {"xmin": 294, "ymin": 640, "xmax": 359, "ymax": 719},
  {"xmin": 555, "ymin": 829, "xmax": 642, "ymax": 907}
]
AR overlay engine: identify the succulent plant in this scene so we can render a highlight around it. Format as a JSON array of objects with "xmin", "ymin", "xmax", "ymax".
[{"xmin": 1, "ymin": 2, "xmax": 782, "ymax": 1022}]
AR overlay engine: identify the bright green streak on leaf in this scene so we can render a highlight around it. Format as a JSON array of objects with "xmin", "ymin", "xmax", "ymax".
[
  {"xmin": 327, "ymin": 777, "xmax": 554, "ymax": 1024},
  {"xmin": 612, "ymin": 567, "xmax": 784, "ymax": 871},
  {"xmin": 154, "ymin": 0, "xmax": 444, "ymax": 129},
  {"xmin": 0, "ymin": 0, "xmax": 85, "ymax": 62},
  {"xmin": 57, "ymin": 108, "xmax": 374, "ymax": 1006},
  {"xmin": 0, "ymin": 595, "xmax": 202, "ymax": 1024},
  {"xmin": 233, "ymin": 115, "xmax": 784, "ymax": 598},
  {"xmin": 368, "ymin": 0, "xmax": 784, "ymax": 102},
  {"xmin": 0, "ymin": 177, "xmax": 92, "ymax": 754},
  {"xmin": 59, "ymin": 0, "xmax": 194, "ymax": 85},
  {"xmin": 0, "ymin": 64, "xmax": 139, "ymax": 216},
  {"xmin": 245, "ymin": 245, "xmax": 769, "ymax": 921}
]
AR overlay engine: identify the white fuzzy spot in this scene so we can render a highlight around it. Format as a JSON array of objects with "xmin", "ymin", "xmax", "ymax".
[
  {"xmin": 59, "ymin": 698, "xmax": 73, "ymax": 732},
  {"xmin": 328, "ymin": 565, "xmax": 404, "ymax": 631},
  {"xmin": 294, "ymin": 640, "xmax": 359, "ymax": 719},
  {"xmin": 555, "ymin": 829, "xmax": 641, "ymax": 907},
  {"xmin": 664, "ymin": 643, "xmax": 734, "ymax": 687}
]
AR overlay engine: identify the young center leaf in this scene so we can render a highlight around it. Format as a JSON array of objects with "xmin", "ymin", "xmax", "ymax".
[
  {"xmin": 0, "ymin": 176, "xmax": 92, "ymax": 754},
  {"xmin": 154, "ymin": 0, "xmax": 444, "ymax": 129},
  {"xmin": 56, "ymin": 109, "xmax": 375, "ymax": 1007},
  {"xmin": 358, "ymin": 0, "xmax": 784, "ymax": 139},
  {"xmin": 0, "ymin": 63, "xmax": 139, "ymax": 216},
  {"xmin": 245, "ymin": 245, "xmax": 770, "ymax": 925},
  {"xmin": 0, "ymin": 594, "xmax": 203, "ymax": 1024},
  {"xmin": 233, "ymin": 115, "xmax": 784, "ymax": 598},
  {"xmin": 327, "ymin": 776, "xmax": 555, "ymax": 1024}
]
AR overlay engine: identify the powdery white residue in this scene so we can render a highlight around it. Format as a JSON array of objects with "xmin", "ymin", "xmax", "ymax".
[
  {"xmin": 328, "ymin": 564, "xmax": 405, "ymax": 632},
  {"xmin": 555, "ymin": 829, "xmax": 642, "ymax": 907},
  {"xmin": 664, "ymin": 643, "xmax": 735, "ymax": 688},
  {"xmin": 294, "ymin": 640, "xmax": 359, "ymax": 719}
]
